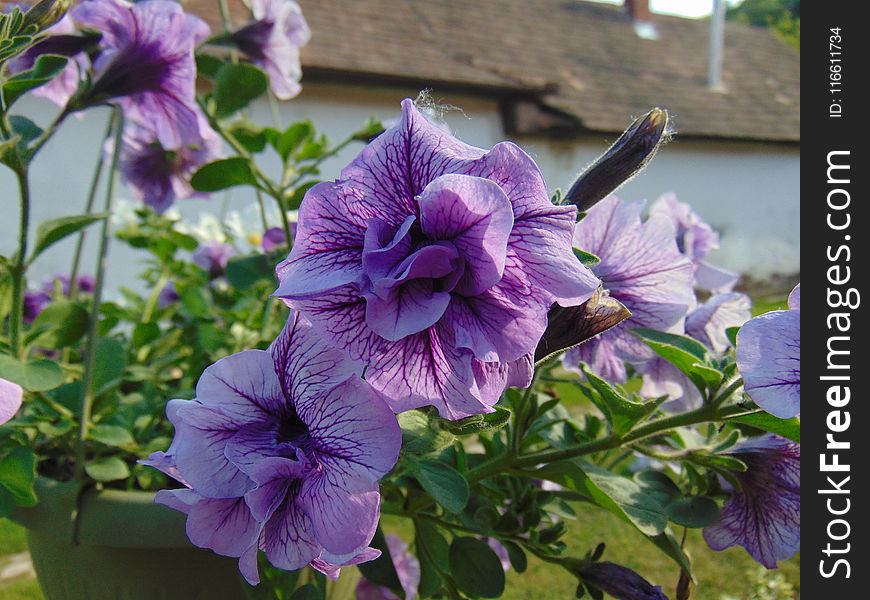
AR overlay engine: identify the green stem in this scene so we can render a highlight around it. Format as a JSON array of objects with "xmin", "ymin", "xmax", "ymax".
[
  {"xmin": 511, "ymin": 367, "xmax": 542, "ymax": 455},
  {"xmin": 466, "ymin": 405, "xmax": 762, "ymax": 484},
  {"xmin": 276, "ymin": 193, "xmax": 293, "ymax": 251},
  {"xmin": 26, "ymin": 107, "xmax": 70, "ymax": 161},
  {"xmin": 68, "ymin": 112, "xmax": 117, "ymax": 301},
  {"xmin": 141, "ymin": 268, "xmax": 171, "ymax": 323},
  {"xmin": 75, "ymin": 109, "xmax": 124, "ymax": 479},
  {"xmin": 9, "ymin": 168, "xmax": 31, "ymax": 358}
]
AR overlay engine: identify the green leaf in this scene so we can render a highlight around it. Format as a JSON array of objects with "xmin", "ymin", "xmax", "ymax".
[
  {"xmin": 28, "ymin": 300, "xmax": 90, "ymax": 349},
  {"xmin": 225, "ymin": 253, "xmax": 274, "ymax": 290},
  {"xmin": 2, "ymin": 54, "xmax": 67, "ymax": 107},
  {"xmin": 725, "ymin": 326, "xmax": 740, "ymax": 348},
  {"xmin": 502, "ymin": 540, "xmax": 528, "ymax": 573},
  {"xmin": 0, "ymin": 354, "xmax": 62, "ymax": 392},
  {"xmin": 536, "ymin": 460, "xmax": 668, "ymax": 536},
  {"xmin": 30, "ymin": 214, "xmax": 107, "ymax": 264},
  {"xmin": 572, "ymin": 247, "xmax": 601, "ymax": 267},
  {"xmin": 275, "ymin": 121, "xmax": 314, "ymax": 162},
  {"xmin": 351, "ymin": 116, "xmax": 385, "ymax": 142},
  {"xmin": 438, "ymin": 406, "xmax": 511, "ymax": 435},
  {"xmin": 665, "ymin": 496, "xmax": 720, "ymax": 528},
  {"xmin": 213, "ymin": 62, "xmax": 268, "ymax": 118},
  {"xmin": 93, "ymin": 337, "xmax": 126, "ymax": 395},
  {"xmin": 631, "ymin": 327, "xmax": 716, "ymax": 390},
  {"xmin": 228, "ymin": 120, "xmax": 267, "ymax": 153},
  {"xmin": 190, "ymin": 157, "xmax": 259, "ymax": 192},
  {"xmin": 357, "ymin": 527, "xmax": 405, "ymax": 597},
  {"xmin": 85, "ymin": 456, "xmax": 130, "ymax": 482},
  {"xmin": 415, "ymin": 520, "xmax": 449, "ymax": 597},
  {"xmin": 648, "ymin": 529, "xmax": 695, "ymax": 582},
  {"xmin": 89, "ymin": 424, "xmax": 136, "ymax": 449},
  {"xmin": 0, "ymin": 445, "xmax": 38, "ymax": 507},
  {"xmin": 132, "ymin": 322, "xmax": 160, "ymax": 347},
  {"xmin": 408, "ymin": 457, "xmax": 469, "ymax": 514},
  {"xmin": 398, "ymin": 410, "xmax": 455, "ymax": 455},
  {"xmin": 726, "ymin": 412, "xmax": 800, "ymax": 443},
  {"xmin": 195, "ymin": 53, "xmax": 224, "ymax": 79},
  {"xmin": 289, "ymin": 584, "xmax": 322, "ymax": 600},
  {"xmin": 449, "ymin": 537, "xmax": 506, "ymax": 598},
  {"xmin": 580, "ymin": 366, "xmax": 660, "ymax": 435}
]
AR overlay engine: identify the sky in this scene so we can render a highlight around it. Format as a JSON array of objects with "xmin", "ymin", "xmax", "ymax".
[{"xmin": 592, "ymin": 0, "xmax": 743, "ymax": 19}]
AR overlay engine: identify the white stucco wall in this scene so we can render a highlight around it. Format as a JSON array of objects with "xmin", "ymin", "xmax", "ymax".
[{"xmin": 1, "ymin": 82, "xmax": 799, "ymax": 292}]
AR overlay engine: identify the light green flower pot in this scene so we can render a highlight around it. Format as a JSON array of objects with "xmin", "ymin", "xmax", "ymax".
[{"xmin": 10, "ymin": 478, "xmax": 248, "ymax": 600}]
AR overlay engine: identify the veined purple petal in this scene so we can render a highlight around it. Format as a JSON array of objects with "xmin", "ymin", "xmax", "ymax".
[
  {"xmin": 418, "ymin": 173, "xmax": 514, "ymax": 296},
  {"xmin": 262, "ymin": 495, "xmax": 320, "ymax": 571},
  {"xmin": 185, "ymin": 496, "xmax": 260, "ymax": 558},
  {"xmin": 788, "ymin": 283, "xmax": 800, "ymax": 311},
  {"xmin": 736, "ymin": 307, "xmax": 800, "ymax": 418},
  {"xmin": 639, "ymin": 357, "xmax": 703, "ymax": 412},
  {"xmin": 299, "ymin": 479, "xmax": 380, "ymax": 555},
  {"xmin": 704, "ymin": 435, "xmax": 800, "ymax": 568},
  {"xmin": 194, "ymin": 350, "xmax": 284, "ymax": 422},
  {"xmin": 0, "ymin": 378, "xmax": 23, "ymax": 425},
  {"xmin": 313, "ymin": 547, "xmax": 382, "ymax": 581},
  {"xmin": 686, "ymin": 293, "xmax": 751, "ymax": 353},
  {"xmin": 694, "ymin": 260, "xmax": 739, "ymax": 294}
]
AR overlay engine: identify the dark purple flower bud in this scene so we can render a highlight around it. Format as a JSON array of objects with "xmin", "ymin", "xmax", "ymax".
[
  {"xmin": 72, "ymin": 0, "xmax": 210, "ymax": 148},
  {"xmin": 193, "ymin": 242, "xmax": 236, "ymax": 279},
  {"xmin": 580, "ymin": 562, "xmax": 668, "ymax": 600},
  {"xmin": 262, "ymin": 226, "xmax": 288, "ymax": 253},
  {"xmin": 703, "ymin": 434, "xmax": 800, "ymax": 569},
  {"xmin": 23, "ymin": 290, "xmax": 51, "ymax": 323},
  {"xmin": 228, "ymin": 0, "xmax": 310, "ymax": 100},
  {"xmin": 563, "ymin": 108, "xmax": 670, "ymax": 212},
  {"xmin": 157, "ymin": 281, "xmax": 180, "ymax": 309}
]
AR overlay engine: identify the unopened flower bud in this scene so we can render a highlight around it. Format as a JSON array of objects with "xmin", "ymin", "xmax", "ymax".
[{"xmin": 23, "ymin": 0, "xmax": 71, "ymax": 31}]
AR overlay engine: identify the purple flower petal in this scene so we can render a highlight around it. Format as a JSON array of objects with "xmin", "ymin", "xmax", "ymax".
[
  {"xmin": 313, "ymin": 546, "xmax": 382, "ymax": 581},
  {"xmin": 419, "ymin": 173, "xmax": 514, "ymax": 296},
  {"xmin": 704, "ymin": 435, "xmax": 800, "ymax": 568},
  {"xmin": 694, "ymin": 260, "xmax": 739, "ymax": 294},
  {"xmin": 685, "ymin": 293, "xmax": 751, "ymax": 353},
  {"xmin": 788, "ymin": 283, "xmax": 800, "ymax": 311},
  {"xmin": 736, "ymin": 306, "xmax": 800, "ymax": 418},
  {"xmin": 185, "ymin": 496, "xmax": 260, "ymax": 558},
  {"xmin": 0, "ymin": 378, "xmax": 23, "ymax": 425},
  {"xmin": 261, "ymin": 496, "xmax": 320, "ymax": 571}
]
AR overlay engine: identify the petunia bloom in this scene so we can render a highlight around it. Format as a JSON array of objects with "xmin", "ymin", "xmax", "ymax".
[
  {"xmin": 650, "ymin": 193, "xmax": 738, "ymax": 293},
  {"xmin": 72, "ymin": 0, "xmax": 210, "ymax": 148},
  {"xmin": 116, "ymin": 115, "xmax": 222, "ymax": 214},
  {"xmin": 229, "ymin": 0, "xmax": 310, "ymax": 100},
  {"xmin": 145, "ymin": 311, "xmax": 401, "ymax": 584},
  {"xmin": 23, "ymin": 290, "xmax": 51, "ymax": 323},
  {"xmin": 703, "ymin": 434, "xmax": 800, "ymax": 569},
  {"xmin": 6, "ymin": 12, "xmax": 90, "ymax": 107},
  {"xmin": 193, "ymin": 242, "xmax": 236, "ymax": 279},
  {"xmin": 0, "ymin": 378, "xmax": 24, "ymax": 425},
  {"xmin": 579, "ymin": 561, "xmax": 668, "ymax": 600},
  {"xmin": 736, "ymin": 284, "xmax": 800, "ymax": 418},
  {"xmin": 564, "ymin": 195, "xmax": 695, "ymax": 383},
  {"xmin": 274, "ymin": 99, "xmax": 599, "ymax": 419},
  {"xmin": 355, "ymin": 534, "xmax": 421, "ymax": 600},
  {"xmin": 262, "ymin": 226, "xmax": 288, "ymax": 252}
]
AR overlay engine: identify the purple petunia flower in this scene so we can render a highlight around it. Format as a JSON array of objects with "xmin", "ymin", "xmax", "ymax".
[
  {"xmin": 650, "ymin": 193, "xmax": 738, "ymax": 293},
  {"xmin": 736, "ymin": 284, "xmax": 800, "ymax": 418},
  {"xmin": 145, "ymin": 310, "xmax": 401, "ymax": 584},
  {"xmin": 157, "ymin": 281, "xmax": 180, "ymax": 309},
  {"xmin": 116, "ymin": 114, "xmax": 222, "ymax": 214},
  {"xmin": 0, "ymin": 377, "xmax": 24, "ymax": 425},
  {"xmin": 262, "ymin": 226, "xmax": 288, "ymax": 252},
  {"xmin": 23, "ymin": 290, "xmax": 51, "ymax": 323},
  {"xmin": 703, "ymin": 434, "xmax": 800, "ymax": 569},
  {"xmin": 356, "ymin": 534, "xmax": 421, "ymax": 600},
  {"xmin": 40, "ymin": 274, "xmax": 96, "ymax": 297},
  {"xmin": 7, "ymin": 12, "xmax": 89, "ymax": 107},
  {"xmin": 274, "ymin": 99, "xmax": 599, "ymax": 419},
  {"xmin": 193, "ymin": 242, "xmax": 236, "ymax": 279},
  {"xmin": 579, "ymin": 561, "xmax": 668, "ymax": 600},
  {"xmin": 229, "ymin": 0, "xmax": 310, "ymax": 100},
  {"xmin": 564, "ymin": 195, "xmax": 695, "ymax": 383},
  {"xmin": 72, "ymin": 0, "xmax": 210, "ymax": 148}
]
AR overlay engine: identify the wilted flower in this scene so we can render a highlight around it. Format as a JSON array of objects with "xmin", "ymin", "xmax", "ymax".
[
  {"xmin": 0, "ymin": 378, "xmax": 23, "ymax": 425},
  {"xmin": 229, "ymin": 0, "xmax": 310, "ymax": 100},
  {"xmin": 275, "ymin": 99, "xmax": 599, "ymax": 418},
  {"xmin": 704, "ymin": 434, "xmax": 800, "ymax": 569},
  {"xmin": 579, "ymin": 561, "xmax": 668, "ymax": 600},
  {"xmin": 356, "ymin": 534, "xmax": 421, "ymax": 600},
  {"xmin": 650, "ymin": 193, "xmax": 738, "ymax": 293},
  {"xmin": 145, "ymin": 311, "xmax": 401, "ymax": 583},
  {"xmin": 564, "ymin": 196, "xmax": 695, "ymax": 382},
  {"xmin": 116, "ymin": 115, "xmax": 222, "ymax": 214},
  {"xmin": 736, "ymin": 284, "xmax": 800, "ymax": 418},
  {"xmin": 193, "ymin": 242, "xmax": 235, "ymax": 279},
  {"xmin": 7, "ymin": 11, "xmax": 89, "ymax": 107},
  {"xmin": 72, "ymin": 0, "xmax": 209, "ymax": 147}
]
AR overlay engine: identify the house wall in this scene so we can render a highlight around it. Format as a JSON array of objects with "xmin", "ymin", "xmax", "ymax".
[{"xmin": 1, "ymin": 82, "xmax": 799, "ymax": 293}]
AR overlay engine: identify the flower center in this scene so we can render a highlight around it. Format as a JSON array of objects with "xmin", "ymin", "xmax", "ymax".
[{"xmin": 90, "ymin": 41, "xmax": 172, "ymax": 100}]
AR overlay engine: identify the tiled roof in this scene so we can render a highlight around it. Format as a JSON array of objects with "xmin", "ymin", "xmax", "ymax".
[{"xmin": 190, "ymin": 0, "xmax": 800, "ymax": 142}]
